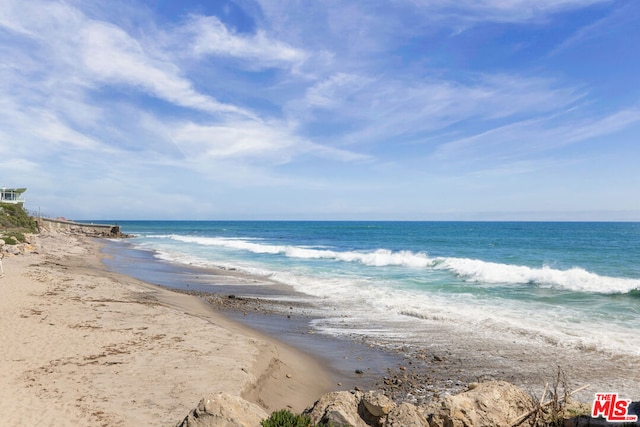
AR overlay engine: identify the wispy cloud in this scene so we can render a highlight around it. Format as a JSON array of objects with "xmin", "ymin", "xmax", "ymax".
[
  {"xmin": 185, "ymin": 15, "xmax": 307, "ymax": 69},
  {"xmin": 80, "ymin": 21, "xmax": 252, "ymax": 117},
  {"xmin": 0, "ymin": 0, "xmax": 636, "ymax": 219},
  {"xmin": 171, "ymin": 120, "xmax": 300, "ymax": 162},
  {"xmin": 297, "ymin": 72, "xmax": 584, "ymax": 150},
  {"xmin": 403, "ymin": 0, "xmax": 613, "ymax": 23},
  {"xmin": 434, "ymin": 108, "xmax": 640, "ymax": 162},
  {"xmin": 550, "ymin": 1, "xmax": 639, "ymax": 55},
  {"xmin": 0, "ymin": 0, "xmax": 254, "ymax": 119}
]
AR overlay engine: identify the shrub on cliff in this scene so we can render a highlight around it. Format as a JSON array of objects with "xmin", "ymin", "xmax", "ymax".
[
  {"xmin": 0, "ymin": 203, "xmax": 36, "ymax": 233},
  {"xmin": 1, "ymin": 231, "xmax": 26, "ymax": 245}
]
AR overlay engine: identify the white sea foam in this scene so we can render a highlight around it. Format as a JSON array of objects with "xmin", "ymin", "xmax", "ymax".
[
  {"xmin": 299, "ymin": 275, "xmax": 640, "ymax": 357},
  {"xmin": 434, "ymin": 257, "xmax": 640, "ymax": 294},
  {"xmin": 168, "ymin": 235, "xmax": 433, "ymax": 267},
  {"xmin": 164, "ymin": 234, "xmax": 640, "ymax": 294}
]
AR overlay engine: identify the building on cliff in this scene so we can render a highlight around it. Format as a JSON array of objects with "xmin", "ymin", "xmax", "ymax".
[{"xmin": 0, "ymin": 188, "xmax": 26, "ymax": 205}]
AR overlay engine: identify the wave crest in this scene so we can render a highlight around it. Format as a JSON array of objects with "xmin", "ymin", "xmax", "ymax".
[
  {"xmin": 164, "ymin": 234, "xmax": 639, "ymax": 294},
  {"xmin": 436, "ymin": 257, "xmax": 639, "ymax": 294}
]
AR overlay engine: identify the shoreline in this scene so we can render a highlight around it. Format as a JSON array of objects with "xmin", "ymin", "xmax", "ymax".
[
  {"xmin": 0, "ymin": 234, "xmax": 338, "ymax": 425},
  {"xmin": 102, "ymin": 237, "xmax": 640, "ymax": 407},
  {"xmin": 2, "ymin": 232, "xmax": 638, "ymax": 425}
]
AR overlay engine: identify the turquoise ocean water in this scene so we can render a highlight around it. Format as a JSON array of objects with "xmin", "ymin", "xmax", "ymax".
[{"xmin": 104, "ymin": 221, "xmax": 640, "ymax": 358}]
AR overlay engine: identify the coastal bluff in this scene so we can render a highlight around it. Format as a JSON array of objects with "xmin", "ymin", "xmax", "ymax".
[
  {"xmin": 2, "ymin": 217, "xmax": 127, "ymax": 257},
  {"xmin": 36, "ymin": 217, "xmax": 127, "ymax": 238}
]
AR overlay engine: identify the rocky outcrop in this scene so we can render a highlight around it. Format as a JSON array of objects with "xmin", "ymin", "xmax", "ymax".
[
  {"xmin": 176, "ymin": 381, "xmax": 595, "ymax": 426},
  {"xmin": 386, "ymin": 402, "xmax": 429, "ymax": 427},
  {"xmin": 358, "ymin": 391, "xmax": 397, "ymax": 426},
  {"xmin": 38, "ymin": 218, "xmax": 127, "ymax": 237},
  {"xmin": 304, "ymin": 391, "xmax": 369, "ymax": 427},
  {"xmin": 362, "ymin": 390, "xmax": 395, "ymax": 418},
  {"xmin": 0, "ymin": 233, "xmax": 36, "ymax": 256},
  {"xmin": 426, "ymin": 381, "xmax": 533, "ymax": 427},
  {"xmin": 303, "ymin": 381, "xmax": 538, "ymax": 427},
  {"xmin": 175, "ymin": 393, "xmax": 269, "ymax": 427}
]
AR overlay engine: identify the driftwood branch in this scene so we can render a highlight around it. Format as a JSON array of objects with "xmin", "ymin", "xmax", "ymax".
[
  {"xmin": 510, "ymin": 384, "xmax": 590, "ymax": 427},
  {"xmin": 530, "ymin": 383, "xmax": 549, "ymax": 425}
]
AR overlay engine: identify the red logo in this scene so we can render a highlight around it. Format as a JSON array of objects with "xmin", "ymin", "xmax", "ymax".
[{"xmin": 592, "ymin": 393, "xmax": 637, "ymax": 422}]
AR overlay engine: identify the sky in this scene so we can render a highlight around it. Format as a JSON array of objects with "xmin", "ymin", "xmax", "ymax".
[{"xmin": 1, "ymin": 0, "xmax": 639, "ymax": 220}]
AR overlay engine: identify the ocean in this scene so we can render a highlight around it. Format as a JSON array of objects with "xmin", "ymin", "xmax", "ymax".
[{"xmin": 101, "ymin": 220, "xmax": 640, "ymax": 364}]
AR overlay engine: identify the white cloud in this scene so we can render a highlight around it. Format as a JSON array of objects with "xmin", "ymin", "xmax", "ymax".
[
  {"xmin": 0, "ymin": 0, "xmax": 253, "ymax": 119},
  {"xmin": 299, "ymin": 72, "xmax": 583, "ymax": 148},
  {"xmin": 434, "ymin": 108, "xmax": 640, "ymax": 161},
  {"xmin": 79, "ymin": 21, "xmax": 253, "ymax": 117},
  {"xmin": 0, "ymin": 89, "xmax": 106, "ymax": 154},
  {"xmin": 0, "ymin": 0, "xmax": 369, "ymax": 208},
  {"xmin": 305, "ymin": 73, "xmax": 373, "ymax": 108},
  {"xmin": 170, "ymin": 117, "xmax": 369, "ymax": 165},
  {"xmin": 32, "ymin": 112, "xmax": 104, "ymax": 150},
  {"xmin": 186, "ymin": 15, "xmax": 307, "ymax": 69},
  {"xmin": 0, "ymin": 0, "xmax": 635, "ymax": 220},
  {"xmin": 404, "ymin": 0, "xmax": 612, "ymax": 23},
  {"xmin": 172, "ymin": 120, "xmax": 298, "ymax": 161},
  {"xmin": 551, "ymin": 2, "xmax": 639, "ymax": 55}
]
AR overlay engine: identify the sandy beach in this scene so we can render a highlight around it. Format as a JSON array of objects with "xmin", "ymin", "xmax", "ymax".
[
  {"xmin": 2, "ymin": 231, "xmax": 638, "ymax": 426},
  {"xmin": 0, "ymin": 234, "xmax": 336, "ymax": 426}
]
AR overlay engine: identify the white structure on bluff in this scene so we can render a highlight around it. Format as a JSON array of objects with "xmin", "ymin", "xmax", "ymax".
[{"xmin": 0, "ymin": 188, "xmax": 26, "ymax": 205}]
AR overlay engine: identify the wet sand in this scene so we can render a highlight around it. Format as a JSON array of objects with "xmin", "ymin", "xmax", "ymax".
[{"xmin": 181, "ymin": 289, "xmax": 640, "ymax": 406}]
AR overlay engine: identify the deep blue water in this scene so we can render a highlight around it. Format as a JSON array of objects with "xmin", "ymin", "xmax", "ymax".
[{"xmin": 102, "ymin": 221, "xmax": 640, "ymax": 356}]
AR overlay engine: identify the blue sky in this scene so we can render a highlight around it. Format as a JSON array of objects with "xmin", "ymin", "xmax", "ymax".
[{"xmin": 1, "ymin": 0, "xmax": 639, "ymax": 220}]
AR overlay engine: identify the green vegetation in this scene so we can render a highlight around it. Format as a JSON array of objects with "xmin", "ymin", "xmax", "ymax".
[
  {"xmin": 261, "ymin": 409, "xmax": 348, "ymax": 427},
  {"xmin": 261, "ymin": 410, "xmax": 313, "ymax": 427},
  {"xmin": 0, "ymin": 202, "xmax": 37, "ymax": 235},
  {"xmin": 1, "ymin": 231, "xmax": 27, "ymax": 245}
]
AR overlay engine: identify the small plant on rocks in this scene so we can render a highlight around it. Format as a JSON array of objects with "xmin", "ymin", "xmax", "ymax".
[{"xmin": 261, "ymin": 409, "xmax": 313, "ymax": 427}]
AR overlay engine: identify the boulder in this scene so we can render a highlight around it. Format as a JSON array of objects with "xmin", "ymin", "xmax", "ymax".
[
  {"xmin": 5, "ymin": 244, "xmax": 22, "ymax": 255},
  {"xmin": 362, "ymin": 390, "xmax": 396, "ymax": 417},
  {"xmin": 386, "ymin": 402, "xmax": 429, "ymax": 427},
  {"xmin": 175, "ymin": 392, "xmax": 269, "ymax": 427},
  {"xmin": 426, "ymin": 381, "xmax": 533, "ymax": 427},
  {"xmin": 304, "ymin": 391, "xmax": 368, "ymax": 427}
]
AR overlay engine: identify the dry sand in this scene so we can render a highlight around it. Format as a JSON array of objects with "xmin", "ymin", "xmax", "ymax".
[{"xmin": 0, "ymin": 234, "xmax": 335, "ymax": 426}]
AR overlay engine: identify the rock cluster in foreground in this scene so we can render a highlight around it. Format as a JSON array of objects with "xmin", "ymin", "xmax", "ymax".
[
  {"xmin": 176, "ymin": 380, "xmax": 594, "ymax": 426},
  {"xmin": 303, "ymin": 381, "xmax": 532, "ymax": 427}
]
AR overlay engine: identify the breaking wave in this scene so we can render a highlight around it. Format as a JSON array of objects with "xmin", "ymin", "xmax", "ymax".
[{"xmin": 165, "ymin": 234, "xmax": 640, "ymax": 295}]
